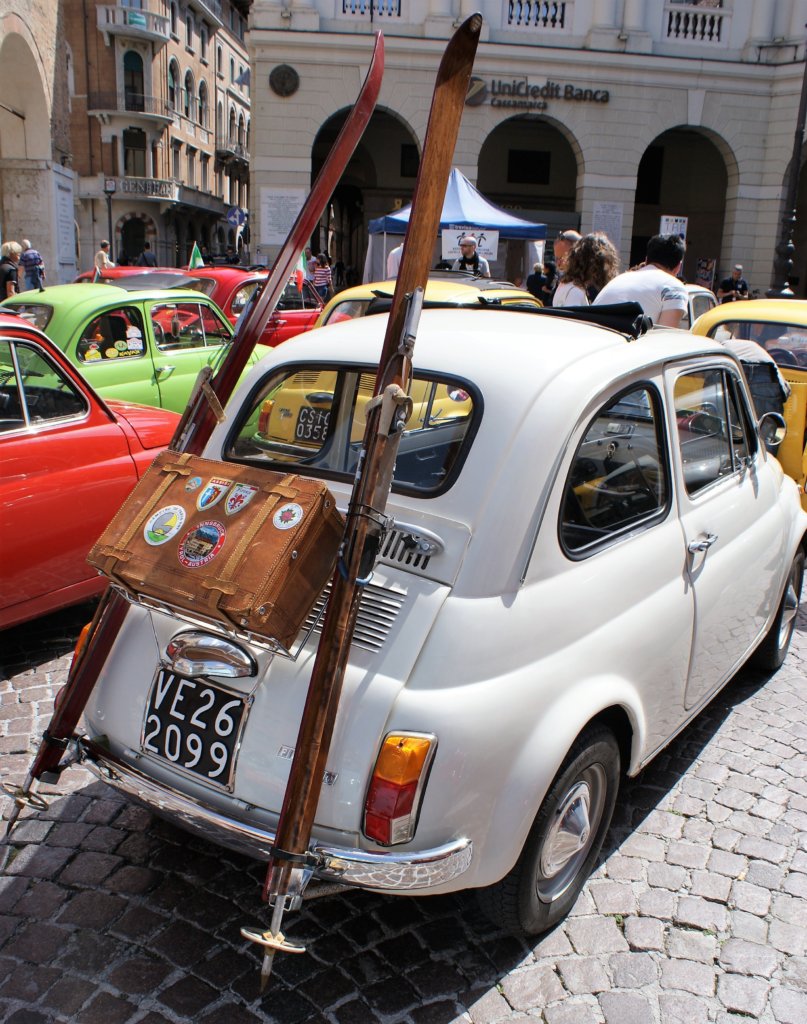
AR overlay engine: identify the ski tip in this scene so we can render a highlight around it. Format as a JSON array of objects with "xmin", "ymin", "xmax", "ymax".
[{"xmin": 460, "ymin": 12, "xmax": 483, "ymax": 36}]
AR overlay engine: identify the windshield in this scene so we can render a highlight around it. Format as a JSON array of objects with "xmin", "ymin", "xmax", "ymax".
[
  {"xmin": 225, "ymin": 365, "xmax": 478, "ymax": 495},
  {"xmin": 708, "ymin": 320, "xmax": 807, "ymax": 370}
]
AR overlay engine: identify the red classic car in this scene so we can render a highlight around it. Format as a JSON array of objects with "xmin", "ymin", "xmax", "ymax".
[
  {"xmin": 0, "ymin": 313, "xmax": 180, "ymax": 629},
  {"xmin": 75, "ymin": 265, "xmax": 323, "ymax": 347}
]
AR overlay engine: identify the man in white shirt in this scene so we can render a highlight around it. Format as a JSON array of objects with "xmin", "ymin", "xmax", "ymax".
[
  {"xmin": 594, "ymin": 234, "xmax": 687, "ymax": 327},
  {"xmin": 387, "ymin": 242, "xmax": 404, "ymax": 278}
]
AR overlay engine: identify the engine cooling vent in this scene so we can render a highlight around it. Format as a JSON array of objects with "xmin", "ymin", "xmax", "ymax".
[
  {"xmin": 378, "ymin": 527, "xmax": 433, "ymax": 572},
  {"xmin": 303, "ymin": 581, "xmax": 406, "ymax": 653}
]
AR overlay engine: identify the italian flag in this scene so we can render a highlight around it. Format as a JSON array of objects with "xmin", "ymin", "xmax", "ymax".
[
  {"xmin": 294, "ymin": 251, "xmax": 307, "ymax": 291},
  {"xmin": 188, "ymin": 242, "xmax": 205, "ymax": 269}
]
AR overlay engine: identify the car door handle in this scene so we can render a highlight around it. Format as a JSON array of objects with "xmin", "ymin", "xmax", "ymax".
[
  {"xmin": 688, "ymin": 533, "xmax": 718, "ymax": 553},
  {"xmin": 155, "ymin": 365, "xmax": 176, "ymax": 380}
]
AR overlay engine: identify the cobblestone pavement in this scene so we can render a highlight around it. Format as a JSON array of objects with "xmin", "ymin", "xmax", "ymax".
[{"xmin": 1, "ymin": 600, "xmax": 806, "ymax": 1024}]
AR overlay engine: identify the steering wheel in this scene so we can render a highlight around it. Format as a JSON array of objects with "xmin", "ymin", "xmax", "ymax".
[
  {"xmin": 152, "ymin": 322, "xmax": 166, "ymax": 347},
  {"xmin": 768, "ymin": 347, "xmax": 798, "ymax": 366}
]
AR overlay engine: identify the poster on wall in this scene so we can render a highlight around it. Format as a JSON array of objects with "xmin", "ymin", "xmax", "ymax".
[
  {"xmin": 660, "ymin": 214, "xmax": 688, "ymax": 240},
  {"xmin": 696, "ymin": 257, "xmax": 716, "ymax": 289},
  {"xmin": 592, "ymin": 202, "xmax": 623, "ymax": 246},
  {"xmin": 259, "ymin": 187, "xmax": 307, "ymax": 246},
  {"xmin": 441, "ymin": 226, "xmax": 499, "ymax": 262}
]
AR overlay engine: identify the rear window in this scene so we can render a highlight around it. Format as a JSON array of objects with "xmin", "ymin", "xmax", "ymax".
[
  {"xmin": 6, "ymin": 303, "xmax": 53, "ymax": 331},
  {"xmin": 225, "ymin": 365, "xmax": 479, "ymax": 496},
  {"xmin": 708, "ymin": 320, "xmax": 807, "ymax": 370}
]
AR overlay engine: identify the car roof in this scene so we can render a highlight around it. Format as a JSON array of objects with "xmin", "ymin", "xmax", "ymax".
[
  {"xmin": 250, "ymin": 306, "xmax": 727, "ymax": 398},
  {"xmin": 693, "ymin": 298, "xmax": 807, "ymax": 334},
  {"xmin": 3, "ymin": 283, "xmax": 218, "ymax": 313},
  {"xmin": 323, "ymin": 272, "xmax": 536, "ymax": 307}
]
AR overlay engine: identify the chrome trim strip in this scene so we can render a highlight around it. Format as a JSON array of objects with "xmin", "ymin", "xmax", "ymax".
[{"xmin": 79, "ymin": 740, "xmax": 472, "ymax": 891}]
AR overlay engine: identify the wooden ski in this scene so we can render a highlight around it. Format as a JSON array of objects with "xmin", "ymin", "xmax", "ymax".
[
  {"xmin": 3, "ymin": 34, "xmax": 385, "ymax": 834},
  {"xmin": 242, "ymin": 12, "xmax": 483, "ymax": 991}
]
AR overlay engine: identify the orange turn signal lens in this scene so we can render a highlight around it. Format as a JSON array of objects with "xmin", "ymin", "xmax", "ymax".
[{"xmin": 374, "ymin": 735, "xmax": 432, "ymax": 785}]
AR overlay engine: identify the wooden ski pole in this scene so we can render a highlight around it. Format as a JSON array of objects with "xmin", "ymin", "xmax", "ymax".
[
  {"xmin": 4, "ymin": 34, "xmax": 385, "ymax": 833},
  {"xmin": 241, "ymin": 12, "xmax": 483, "ymax": 991}
]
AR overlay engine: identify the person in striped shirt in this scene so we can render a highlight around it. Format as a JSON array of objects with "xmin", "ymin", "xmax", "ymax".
[{"xmin": 312, "ymin": 253, "xmax": 333, "ymax": 299}]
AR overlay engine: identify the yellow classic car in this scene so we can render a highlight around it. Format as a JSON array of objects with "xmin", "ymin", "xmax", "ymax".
[
  {"xmin": 692, "ymin": 298, "xmax": 807, "ymax": 506},
  {"xmin": 315, "ymin": 270, "xmax": 542, "ymax": 328}
]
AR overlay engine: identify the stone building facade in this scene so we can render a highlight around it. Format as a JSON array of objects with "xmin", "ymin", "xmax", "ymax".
[
  {"xmin": 249, "ymin": 0, "xmax": 807, "ymax": 294},
  {"xmin": 65, "ymin": 0, "xmax": 252, "ymax": 271},
  {"xmin": 0, "ymin": 1, "xmax": 74, "ymax": 283},
  {"xmin": 0, "ymin": 0, "xmax": 253, "ymax": 282}
]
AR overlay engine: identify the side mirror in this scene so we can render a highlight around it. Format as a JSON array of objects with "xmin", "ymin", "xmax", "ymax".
[{"xmin": 758, "ymin": 411, "xmax": 787, "ymax": 449}]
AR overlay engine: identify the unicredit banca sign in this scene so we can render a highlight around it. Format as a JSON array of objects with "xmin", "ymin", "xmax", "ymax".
[{"xmin": 466, "ymin": 76, "xmax": 610, "ymax": 111}]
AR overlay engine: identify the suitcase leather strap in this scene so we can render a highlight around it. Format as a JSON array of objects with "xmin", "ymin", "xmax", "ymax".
[
  {"xmin": 200, "ymin": 475, "xmax": 300, "ymax": 607},
  {"xmin": 96, "ymin": 453, "xmax": 195, "ymax": 576}
]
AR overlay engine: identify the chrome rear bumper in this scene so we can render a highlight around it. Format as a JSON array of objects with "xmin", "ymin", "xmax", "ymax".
[{"xmin": 78, "ymin": 739, "xmax": 472, "ymax": 892}]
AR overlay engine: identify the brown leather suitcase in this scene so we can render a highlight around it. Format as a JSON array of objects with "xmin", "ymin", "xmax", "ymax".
[{"xmin": 88, "ymin": 452, "xmax": 344, "ymax": 650}]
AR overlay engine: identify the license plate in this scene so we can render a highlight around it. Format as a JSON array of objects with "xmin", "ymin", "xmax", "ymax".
[
  {"xmin": 141, "ymin": 670, "xmax": 249, "ymax": 790},
  {"xmin": 296, "ymin": 406, "xmax": 330, "ymax": 443}
]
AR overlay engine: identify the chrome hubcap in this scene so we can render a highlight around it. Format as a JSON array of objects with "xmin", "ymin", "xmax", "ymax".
[
  {"xmin": 541, "ymin": 782, "xmax": 592, "ymax": 877},
  {"xmin": 536, "ymin": 763, "xmax": 607, "ymax": 903},
  {"xmin": 778, "ymin": 570, "xmax": 801, "ymax": 651}
]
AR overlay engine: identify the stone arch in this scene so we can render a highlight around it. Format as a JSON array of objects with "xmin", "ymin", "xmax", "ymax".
[
  {"xmin": 477, "ymin": 113, "xmax": 583, "ymax": 213},
  {"xmin": 118, "ymin": 211, "xmax": 158, "ymax": 264},
  {"xmin": 633, "ymin": 125, "xmax": 735, "ymax": 284},
  {"xmin": 312, "ymin": 106, "xmax": 419, "ymax": 281},
  {"xmin": 0, "ymin": 20, "xmax": 50, "ymax": 161}
]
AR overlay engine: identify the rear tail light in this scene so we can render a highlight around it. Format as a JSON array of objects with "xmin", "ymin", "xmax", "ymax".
[
  {"xmin": 363, "ymin": 733, "xmax": 436, "ymax": 846},
  {"xmin": 257, "ymin": 398, "xmax": 274, "ymax": 435}
]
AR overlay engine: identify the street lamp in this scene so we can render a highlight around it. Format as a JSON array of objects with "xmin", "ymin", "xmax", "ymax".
[
  {"xmin": 768, "ymin": 41, "xmax": 807, "ymax": 298},
  {"xmin": 103, "ymin": 178, "xmax": 116, "ymax": 261}
]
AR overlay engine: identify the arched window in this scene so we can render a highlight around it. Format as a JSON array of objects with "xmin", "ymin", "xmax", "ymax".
[
  {"xmin": 230, "ymin": 57, "xmax": 235, "ymax": 83},
  {"xmin": 123, "ymin": 51, "xmax": 144, "ymax": 112},
  {"xmin": 186, "ymin": 15, "xmax": 193, "ymax": 48},
  {"xmin": 170, "ymin": 2, "xmax": 178, "ymax": 36},
  {"xmin": 198, "ymin": 81, "xmax": 208, "ymax": 128},
  {"xmin": 238, "ymin": 113, "xmax": 245, "ymax": 149},
  {"xmin": 183, "ymin": 70, "xmax": 194, "ymax": 119},
  {"xmin": 200, "ymin": 25, "xmax": 208, "ymax": 61},
  {"xmin": 228, "ymin": 107, "xmax": 237, "ymax": 147},
  {"xmin": 216, "ymin": 100, "xmax": 223, "ymax": 138},
  {"xmin": 217, "ymin": 45, "xmax": 223, "ymax": 77},
  {"xmin": 167, "ymin": 59, "xmax": 180, "ymax": 110}
]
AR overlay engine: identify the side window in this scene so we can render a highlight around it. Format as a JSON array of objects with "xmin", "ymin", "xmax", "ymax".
[
  {"xmin": 560, "ymin": 385, "xmax": 669, "ymax": 555},
  {"xmin": 0, "ymin": 339, "xmax": 87, "ymax": 430},
  {"xmin": 77, "ymin": 308, "xmax": 146, "ymax": 362},
  {"xmin": 674, "ymin": 368, "xmax": 754, "ymax": 496},
  {"xmin": 151, "ymin": 302, "xmax": 203, "ymax": 350},
  {"xmin": 199, "ymin": 303, "xmax": 231, "ymax": 345},
  {"xmin": 230, "ymin": 282, "xmax": 260, "ymax": 316}
]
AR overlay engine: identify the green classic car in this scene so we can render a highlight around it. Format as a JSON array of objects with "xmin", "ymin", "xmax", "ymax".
[{"xmin": 2, "ymin": 284, "xmax": 261, "ymax": 412}]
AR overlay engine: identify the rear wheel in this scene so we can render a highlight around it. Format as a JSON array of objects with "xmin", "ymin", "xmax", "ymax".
[
  {"xmin": 478, "ymin": 725, "xmax": 620, "ymax": 936},
  {"xmin": 752, "ymin": 550, "xmax": 804, "ymax": 672}
]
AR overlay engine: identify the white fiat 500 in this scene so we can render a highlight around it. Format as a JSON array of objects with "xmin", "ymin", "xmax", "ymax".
[{"xmin": 78, "ymin": 307, "xmax": 806, "ymax": 936}]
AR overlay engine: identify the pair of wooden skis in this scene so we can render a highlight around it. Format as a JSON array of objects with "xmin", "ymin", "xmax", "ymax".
[{"xmin": 4, "ymin": 13, "xmax": 482, "ymax": 992}]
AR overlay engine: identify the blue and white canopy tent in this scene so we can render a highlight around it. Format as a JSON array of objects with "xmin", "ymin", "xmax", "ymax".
[{"xmin": 363, "ymin": 167, "xmax": 547, "ymax": 282}]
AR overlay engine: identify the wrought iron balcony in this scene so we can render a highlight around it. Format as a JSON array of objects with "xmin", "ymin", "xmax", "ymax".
[
  {"xmin": 97, "ymin": 5, "xmax": 171, "ymax": 47},
  {"xmin": 88, "ymin": 92, "xmax": 173, "ymax": 125}
]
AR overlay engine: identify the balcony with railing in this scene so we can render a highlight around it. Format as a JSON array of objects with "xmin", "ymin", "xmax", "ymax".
[
  {"xmin": 215, "ymin": 134, "xmax": 250, "ymax": 163},
  {"xmin": 97, "ymin": 5, "xmax": 171, "ymax": 47},
  {"xmin": 187, "ymin": 0, "xmax": 224, "ymax": 29},
  {"xmin": 88, "ymin": 92, "xmax": 173, "ymax": 126},
  {"xmin": 662, "ymin": 2, "xmax": 728, "ymax": 47}
]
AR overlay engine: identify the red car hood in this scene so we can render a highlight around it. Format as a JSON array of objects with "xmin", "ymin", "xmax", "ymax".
[{"xmin": 107, "ymin": 399, "xmax": 180, "ymax": 450}]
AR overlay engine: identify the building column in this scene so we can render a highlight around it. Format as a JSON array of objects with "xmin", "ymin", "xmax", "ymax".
[{"xmin": 577, "ymin": 172, "xmax": 639, "ymax": 266}]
